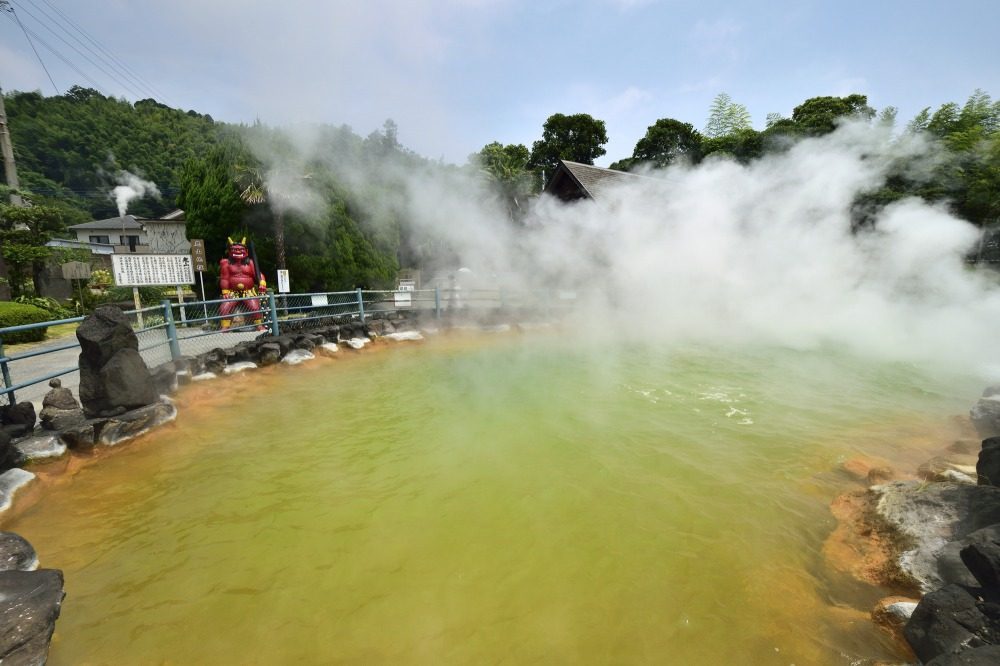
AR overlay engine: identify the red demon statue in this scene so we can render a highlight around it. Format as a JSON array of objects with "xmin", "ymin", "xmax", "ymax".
[{"xmin": 219, "ymin": 236, "xmax": 268, "ymax": 330}]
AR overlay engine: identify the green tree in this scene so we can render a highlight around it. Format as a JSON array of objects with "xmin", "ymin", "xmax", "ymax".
[
  {"xmin": 704, "ymin": 93, "xmax": 753, "ymax": 138},
  {"xmin": 472, "ymin": 142, "xmax": 536, "ymax": 220},
  {"xmin": 529, "ymin": 113, "xmax": 609, "ymax": 174},
  {"xmin": 789, "ymin": 94, "xmax": 876, "ymax": 136},
  {"xmin": 631, "ymin": 118, "xmax": 703, "ymax": 168},
  {"xmin": 0, "ymin": 202, "xmax": 66, "ymax": 297},
  {"xmin": 701, "ymin": 128, "xmax": 763, "ymax": 163}
]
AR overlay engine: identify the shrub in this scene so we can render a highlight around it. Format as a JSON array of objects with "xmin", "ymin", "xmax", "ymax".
[
  {"xmin": 0, "ymin": 302, "xmax": 51, "ymax": 343},
  {"xmin": 14, "ymin": 295, "xmax": 74, "ymax": 319}
]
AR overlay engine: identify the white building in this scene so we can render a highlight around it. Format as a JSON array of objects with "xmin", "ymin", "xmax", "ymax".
[{"xmin": 66, "ymin": 209, "xmax": 188, "ymax": 255}]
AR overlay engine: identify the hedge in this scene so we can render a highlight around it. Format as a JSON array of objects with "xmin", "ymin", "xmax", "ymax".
[{"xmin": 0, "ymin": 302, "xmax": 51, "ymax": 344}]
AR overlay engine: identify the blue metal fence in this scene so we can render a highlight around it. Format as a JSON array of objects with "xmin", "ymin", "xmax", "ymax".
[{"xmin": 0, "ymin": 287, "xmax": 461, "ymax": 407}]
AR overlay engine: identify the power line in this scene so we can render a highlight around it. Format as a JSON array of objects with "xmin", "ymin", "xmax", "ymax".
[
  {"xmin": 24, "ymin": 0, "xmax": 164, "ymax": 101},
  {"xmin": 2, "ymin": 11, "xmax": 108, "ymax": 95},
  {"xmin": 34, "ymin": 0, "xmax": 172, "ymax": 104},
  {"xmin": 12, "ymin": 0, "xmax": 146, "ymax": 99},
  {"xmin": 2, "ymin": 0, "xmax": 59, "ymax": 94}
]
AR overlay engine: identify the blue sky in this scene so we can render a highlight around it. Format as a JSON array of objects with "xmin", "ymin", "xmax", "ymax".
[{"xmin": 1, "ymin": 0, "xmax": 998, "ymax": 165}]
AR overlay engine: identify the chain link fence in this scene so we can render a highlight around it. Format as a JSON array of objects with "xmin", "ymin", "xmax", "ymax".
[{"xmin": 2, "ymin": 286, "xmax": 569, "ymax": 408}]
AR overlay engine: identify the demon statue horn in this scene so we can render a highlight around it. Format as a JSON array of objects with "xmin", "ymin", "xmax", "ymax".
[{"xmin": 219, "ymin": 236, "xmax": 268, "ymax": 331}]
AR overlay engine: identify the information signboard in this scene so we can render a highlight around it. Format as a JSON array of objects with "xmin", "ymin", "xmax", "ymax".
[
  {"xmin": 111, "ymin": 254, "xmax": 195, "ymax": 286},
  {"xmin": 277, "ymin": 269, "xmax": 290, "ymax": 293},
  {"xmin": 190, "ymin": 239, "xmax": 208, "ymax": 272}
]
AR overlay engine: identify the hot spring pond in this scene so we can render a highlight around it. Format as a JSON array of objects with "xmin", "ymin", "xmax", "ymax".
[{"xmin": 3, "ymin": 334, "xmax": 982, "ymax": 664}]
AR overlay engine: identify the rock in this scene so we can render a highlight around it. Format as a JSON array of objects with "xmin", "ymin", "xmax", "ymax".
[
  {"xmin": 875, "ymin": 481, "xmax": 1000, "ymax": 592},
  {"xmin": 927, "ymin": 645, "xmax": 1000, "ymax": 665},
  {"xmin": 0, "ymin": 532, "xmax": 37, "ymax": 571},
  {"xmin": 318, "ymin": 342, "xmax": 339, "ymax": 356},
  {"xmin": 920, "ymin": 457, "xmax": 978, "ymax": 484},
  {"xmin": 0, "ymin": 430, "xmax": 12, "ymax": 470},
  {"xmin": 77, "ymin": 307, "xmax": 157, "ymax": 417},
  {"xmin": 223, "ymin": 362, "xmax": 257, "ymax": 375},
  {"xmin": 292, "ymin": 335, "xmax": 315, "ymax": 351},
  {"xmin": 386, "ymin": 331, "xmax": 424, "ymax": 342},
  {"xmin": 39, "ymin": 405, "xmax": 86, "ymax": 431},
  {"xmin": 872, "ymin": 595, "xmax": 919, "ymax": 635},
  {"xmin": 192, "ymin": 372, "xmax": 217, "ymax": 382},
  {"xmin": 201, "ymin": 348, "xmax": 227, "ymax": 374},
  {"xmin": 76, "ymin": 305, "xmax": 137, "ymax": 365},
  {"xmin": 0, "ymin": 569, "xmax": 64, "ymax": 665},
  {"xmin": 13, "ymin": 434, "xmax": 67, "ymax": 464},
  {"xmin": 97, "ymin": 403, "xmax": 177, "ymax": 447},
  {"xmin": 961, "ymin": 527, "xmax": 1000, "ymax": 589},
  {"xmin": 150, "ymin": 362, "xmax": 179, "ymax": 396},
  {"xmin": 978, "ymin": 438, "xmax": 1000, "ymax": 487},
  {"xmin": 0, "ymin": 402, "xmax": 36, "ymax": 431},
  {"xmin": 345, "ymin": 337, "xmax": 369, "ymax": 350},
  {"xmin": 99, "ymin": 349, "xmax": 158, "ymax": 410},
  {"xmin": 0, "ymin": 423, "xmax": 33, "ymax": 439},
  {"xmin": 41, "ymin": 378, "xmax": 79, "ymax": 411},
  {"xmin": 258, "ymin": 343, "xmax": 281, "ymax": 366},
  {"xmin": 281, "ymin": 349, "xmax": 315, "ymax": 365},
  {"xmin": 0, "ymin": 469, "xmax": 35, "ymax": 513},
  {"xmin": 972, "ymin": 389, "xmax": 1000, "ymax": 438},
  {"xmin": 59, "ymin": 421, "xmax": 98, "ymax": 450},
  {"xmin": 904, "ymin": 584, "xmax": 1000, "ymax": 663}
]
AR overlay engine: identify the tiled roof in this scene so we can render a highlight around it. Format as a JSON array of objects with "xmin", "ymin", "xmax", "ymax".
[
  {"xmin": 68, "ymin": 215, "xmax": 143, "ymax": 231},
  {"xmin": 558, "ymin": 161, "xmax": 645, "ymax": 199}
]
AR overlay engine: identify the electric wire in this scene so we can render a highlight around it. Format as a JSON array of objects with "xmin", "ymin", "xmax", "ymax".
[
  {"xmin": 3, "ymin": 1, "xmax": 59, "ymax": 94},
  {"xmin": 14, "ymin": 0, "xmax": 143, "ymax": 97},
  {"xmin": 2, "ymin": 11, "xmax": 108, "ymax": 95},
  {"xmin": 34, "ymin": 0, "xmax": 172, "ymax": 104},
  {"xmin": 25, "ymin": 0, "xmax": 166, "ymax": 102},
  {"xmin": 12, "ymin": 1, "xmax": 146, "ymax": 100}
]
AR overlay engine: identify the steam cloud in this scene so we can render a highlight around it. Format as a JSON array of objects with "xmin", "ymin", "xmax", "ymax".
[
  {"xmin": 250, "ymin": 120, "xmax": 1000, "ymax": 377},
  {"xmin": 111, "ymin": 170, "xmax": 160, "ymax": 217}
]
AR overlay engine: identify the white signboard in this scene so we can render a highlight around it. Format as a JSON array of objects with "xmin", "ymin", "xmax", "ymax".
[
  {"xmin": 277, "ymin": 269, "xmax": 290, "ymax": 293},
  {"xmin": 112, "ymin": 254, "xmax": 195, "ymax": 286},
  {"xmin": 394, "ymin": 290, "xmax": 412, "ymax": 308}
]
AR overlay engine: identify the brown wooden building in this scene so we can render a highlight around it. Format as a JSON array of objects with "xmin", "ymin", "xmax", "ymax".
[{"xmin": 543, "ymin": 160, "xmax": 644, "ymax": 202}]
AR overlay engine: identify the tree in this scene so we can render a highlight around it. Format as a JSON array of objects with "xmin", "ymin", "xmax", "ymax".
[
  {"xmin": 0, "ymin": 202, "xmax": 66, "ymax": 297},
  {"xmin": 701, "ymin": 128, "xmax": 764, "ymax": 163},
  {"xmin": 789, "ymin": 94, "xmax": 876, "ymax": 136},
  {"xmin": 529, "ymin": 113, "xmax": 608, "ymax": 174},
  {"xmin": 472, "ymin": 141, "xmax": 535, "ymax": 220},
  {"xmin": 631, "ymin": 118, "xmax": 703, "ymax": 168},
  {"xmin": 704, "ymin": 93, "xmax": 753, "ymax": 138}
]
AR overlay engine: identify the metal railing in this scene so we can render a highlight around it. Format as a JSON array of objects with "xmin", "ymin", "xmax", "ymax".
[{"xmin": 1, "ymin": 285, "xmax": 568, "ymax": 407}]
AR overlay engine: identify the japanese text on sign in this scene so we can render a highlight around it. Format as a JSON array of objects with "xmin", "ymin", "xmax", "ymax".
[{"xmin": 111, "ymin": 254, "xmax": 195, "ymax": 286}]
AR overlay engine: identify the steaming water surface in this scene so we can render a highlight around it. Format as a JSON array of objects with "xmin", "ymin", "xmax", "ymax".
[{"xmin": 4, "ymin": 334, "xmax": 981, "ymax": 664}]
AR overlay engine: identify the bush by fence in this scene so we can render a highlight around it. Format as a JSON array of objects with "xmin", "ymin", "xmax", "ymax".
[{"xmin": 0, "ymin": 302, "xmax": 51, "ymax": 343}]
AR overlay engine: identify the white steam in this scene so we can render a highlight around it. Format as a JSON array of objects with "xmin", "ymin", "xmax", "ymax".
[
  {"xmin": 111, "ymin": 171, "xmax": 160, "ymax": 217},
  {"xmin": 249, "ymin": 120, "xmax": 1000, "ymax": 376}
]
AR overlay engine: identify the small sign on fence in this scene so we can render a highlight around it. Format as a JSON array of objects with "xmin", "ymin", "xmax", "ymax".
[
  {"xmin": 112, "ymin": 255, "xmax": 195, "ymax": 287},
  {"xmin": 277, "ymin": 270, "xmax": 290, "ymax": 293}
]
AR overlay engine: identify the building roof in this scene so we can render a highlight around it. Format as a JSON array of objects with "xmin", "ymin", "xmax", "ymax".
[
  {"xmin": 69, "ymin": 215, "xmax": 143, "ymax": 231},
  {"xmin": 544, "ymin": 160, "xmax": 647, "ymax": 201},
  {"xmin": 68, "ymin": 209, "xmax": 187, "ymax": 231}
]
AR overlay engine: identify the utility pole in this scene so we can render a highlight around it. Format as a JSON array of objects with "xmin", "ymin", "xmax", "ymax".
[
  {"xmin": 0, "ymin": 85, "xmax": 23, "ymax": 206},
  {"xmin": 0, "ymin": 83, "xmax": 21, "ymax": 300}
]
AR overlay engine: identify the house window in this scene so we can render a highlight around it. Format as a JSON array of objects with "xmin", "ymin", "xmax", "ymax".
[
  {"xmin": 120, "ymin": 235, "xmax": 140, "ymax": 252},
  {"xmin": 89, "ymin": 235, "xmax": 110, "ymax": 244}
]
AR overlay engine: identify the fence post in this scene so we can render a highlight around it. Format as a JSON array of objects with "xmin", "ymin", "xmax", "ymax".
[
  {"xmin": 434, "ymin": 287, "xmax": 441, "ymax": 319},
  {"xmin": 0, "ymin": 337, "xmax": 15, "ymax": 406},
  {"xmin": 356, "ymin": 288, "xmax": 365, "ymax": 323},
  {"xmin": 162, "ymin": 300, "xmax": 182, "ymax": 362},
  {"xmin": 268, "ymin": 292, "xmax": 280, "ymax": 336}
]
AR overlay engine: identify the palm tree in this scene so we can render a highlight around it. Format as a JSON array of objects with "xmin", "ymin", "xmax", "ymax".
[{"xmin": 234, "ymin": 164, "xmax": 286, "ymax": 270}]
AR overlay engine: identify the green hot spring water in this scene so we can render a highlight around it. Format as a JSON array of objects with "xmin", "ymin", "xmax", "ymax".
[{"xmin": 4, "ymin": 334, "xmax": 982, "ymax": 664}]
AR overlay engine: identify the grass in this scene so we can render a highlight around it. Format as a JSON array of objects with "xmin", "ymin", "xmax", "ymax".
[{"xmin": 4, "ymin": 322, "xmax": 80, "ymax": 350}]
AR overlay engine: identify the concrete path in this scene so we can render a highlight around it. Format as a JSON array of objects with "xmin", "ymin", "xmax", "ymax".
[{"xmin": 4, "ymin": 327, "xmax": 259, "ymax": 411}]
